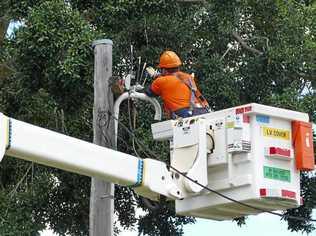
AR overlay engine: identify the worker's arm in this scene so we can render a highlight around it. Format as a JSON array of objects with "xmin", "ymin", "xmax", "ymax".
[
  {"xmin": 145, "ymin": 77, "xmax": 162, "ymax": 97},
  {"xmin": 145, "ymin": 86, "xmax": 158, "ymax": 97}
]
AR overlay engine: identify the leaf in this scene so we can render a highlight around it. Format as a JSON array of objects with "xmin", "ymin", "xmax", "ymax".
[
  {"xmin": 0, "ymin": 63, "xmax": 14, "ymax": 79},
  {"xmin": 0, "ymin": 16, "xmax": 9, "ymax": 46}
]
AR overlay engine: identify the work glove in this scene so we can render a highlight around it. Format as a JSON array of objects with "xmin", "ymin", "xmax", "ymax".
[{"xmin": 145, "ymin": 66, "xmax": 159, "ymax": 78}]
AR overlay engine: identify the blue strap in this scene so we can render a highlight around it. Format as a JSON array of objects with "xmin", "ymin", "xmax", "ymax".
[
  {"xmin": 129, "ymin": 159, "xmax": 144, "ymax": 188},
  {"xmin": 6, "ymin": 118, "xmax": 12, "ymax": 150}
]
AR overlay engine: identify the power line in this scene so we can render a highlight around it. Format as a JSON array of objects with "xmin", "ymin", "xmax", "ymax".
[
  {"xmin": 108, "ymin": 110, "xmax": 316, "ymax": 223},
  {"xmin": 168, "ymin": 165, "xmax": 316, "ymax": 222}
]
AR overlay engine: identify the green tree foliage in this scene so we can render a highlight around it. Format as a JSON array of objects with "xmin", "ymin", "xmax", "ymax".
[
  {"xmin": 0, "ymin": 0, "xmax": 315, "ymax": 235},
  {"xmin": 0, "ymin": 1, "xmax": 98, "ymax": 235}
]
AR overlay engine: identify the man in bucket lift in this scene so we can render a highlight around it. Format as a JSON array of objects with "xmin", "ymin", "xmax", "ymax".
[{"xmin": 145, "ymin": 50, "xmax": 210, "ymax": 119}]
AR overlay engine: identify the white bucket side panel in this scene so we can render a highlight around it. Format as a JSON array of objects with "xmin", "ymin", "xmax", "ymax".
[
  {"xmin": 176, "ymin": 105, "xmax": 302, "ymax": 220},
  {"xmin": 253, "ymin": 115, "xmax": 300, "ymax": 202}
]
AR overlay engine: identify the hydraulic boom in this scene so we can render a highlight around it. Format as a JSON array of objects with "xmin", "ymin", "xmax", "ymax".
[
  {"xmin": 0, "ymin": 103, "xmax": 314, "ymax": 220},
  {"xmin": 0, "ymin": 113, "xmax": 183, "ymax": 200}
]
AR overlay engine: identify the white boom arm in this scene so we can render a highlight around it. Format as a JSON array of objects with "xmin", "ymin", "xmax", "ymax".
[
  {"xmin": 1, "ymin": 103, "xmax": 313, "ymax": 221},
  {"xmin": 0, "ymin": 113, "xmax": 183, "ymax": 200}
]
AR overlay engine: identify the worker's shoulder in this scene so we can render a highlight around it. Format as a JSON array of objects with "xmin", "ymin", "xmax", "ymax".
[
  {"xmin": 155, "ymin": 74, "xmax": 176, "ymax": 82},
  {"xmin": 175, "ymin": 71, "xmax": 191, "ymax": 76},
  {"xmin": 175, "ymin": 71, "xmax": 192, "ymax": 79}
]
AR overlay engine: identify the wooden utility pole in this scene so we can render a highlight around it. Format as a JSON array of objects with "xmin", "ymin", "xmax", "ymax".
[{"xmin": 90, "ymin": 39, "xmax": 114, "ymax": 236}]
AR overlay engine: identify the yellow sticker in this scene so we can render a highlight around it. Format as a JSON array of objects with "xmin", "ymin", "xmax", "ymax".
[
  {"xmin": 226, "ymin": 121, "xmax": 235, "ymax": 129},
  {"xmin": 263, "ymin": 127, "xmax": 290, "ymax": 140}
]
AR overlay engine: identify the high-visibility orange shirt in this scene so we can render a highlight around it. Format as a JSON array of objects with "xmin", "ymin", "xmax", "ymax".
[{"xmin": 150, "ymin": 71, "xmax": 207, "ymax": 112}]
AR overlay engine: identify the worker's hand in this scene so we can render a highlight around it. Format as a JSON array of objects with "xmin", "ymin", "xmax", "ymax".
[{"xmin": 146, "ymin": 66, "xmax": 159, "ymax": 78}]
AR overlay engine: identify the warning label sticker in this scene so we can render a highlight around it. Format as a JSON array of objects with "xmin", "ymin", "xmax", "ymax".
[
  {"xmin": 264, "ymin": 166, "xmax": 291, "ymax": 182},
  {"xmin": 263, "ymin": 127, "xmax": 290, "ymax": 140},
  {"xmin": 226, "ymin": 121, "xmax": 235, "ymax": 129},
  {"xmin": 256, "ymin": 115, "xmax": 270, "ymax": 124}
]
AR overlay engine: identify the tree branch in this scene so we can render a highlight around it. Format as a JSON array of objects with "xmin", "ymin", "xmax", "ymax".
[
  {"xmin": 232, "ymin": 31, "xmax": 263, "ymax": 55},
  {"xmin": 0, "ymin": 16, "xmax": 10, "ymax": 46},
  {"xmin": 0, "ymin": 63, "xmax": 15, "ymax": 79}
]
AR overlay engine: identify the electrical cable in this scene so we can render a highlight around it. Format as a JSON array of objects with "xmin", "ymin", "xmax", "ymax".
[
  {"xmin": 136, "ymin": 57, "xmax": 141, "ymax": 83},
  {"xmin": 9, "ymin": 164, "xmax": 33, "ymax": 198},
  {"xmin": 131, "ymin": 128, "xmax": 141, "ymax": 159},
  {"xmin": 139, "ymin": 62, "xmax": 147, "ymax": 85},
  {"xmin": 168, "ymin": 165, "xmax": 316, "ymax": 222},
  {"xmin": 2, "ymin": 163, "xmax": 34, "ymax": 225},
  {"xmin": 109, "ymin": 109, "xmax": 152, "ymax": 159},
  {"xmin": 127, "ymin": 98, "xmax": 141, "ymax": 158},
  {"xmin": 126, "ymin": 99, "xmax": 161, "ymax": 210},
  {"xmin": 107, "ymin": 110, "xmax": 316, "ymax": 223}
]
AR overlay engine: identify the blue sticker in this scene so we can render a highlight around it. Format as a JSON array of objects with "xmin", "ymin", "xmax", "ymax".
[{"xmin": 256, "ymin": 115, "xmax": 270, "ymax": 124}]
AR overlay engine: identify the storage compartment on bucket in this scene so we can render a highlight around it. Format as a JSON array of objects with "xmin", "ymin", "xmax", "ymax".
[{"xmin": 292, "ymin": 121, "xmax": 315, "ymax": 171}]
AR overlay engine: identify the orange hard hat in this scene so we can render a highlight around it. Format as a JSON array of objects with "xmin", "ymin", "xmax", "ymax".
[{"xmin": 158, "ymin": 51, "xmax": 182, "ymax": 68}]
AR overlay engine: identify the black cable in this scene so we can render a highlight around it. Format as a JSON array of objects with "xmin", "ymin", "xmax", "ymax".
[
  {"xmin": 168, "ymin": 165, "xmax": 316, "ymax": 222},
  {"xmin": 127, "ymin": 98, "xmax": 141, "ymax": 158},
  {"xmin": 107, "ymin": 110, "xmax": 153, "ymax": 159},
  {"xmin": 113, "ymin": 107, "xmax": 161, "ymax": 211},
  {"xmin": 107, "ymin": 110, "xmax": 316, "ymax": 223}
]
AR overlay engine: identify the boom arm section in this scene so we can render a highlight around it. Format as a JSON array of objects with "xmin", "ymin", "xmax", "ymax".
[
  {"xmin": 2, "ymin": 103, "xmax": 313, "ymax": 221},
  {"xmin": 0, "ymin": 113, "xmax": 182, "ymax": 200}
]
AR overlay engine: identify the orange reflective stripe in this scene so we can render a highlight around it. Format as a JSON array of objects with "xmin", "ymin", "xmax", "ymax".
[{"xmin": 174, "ymin": 72, "xmax": 209, "ymax": 108}]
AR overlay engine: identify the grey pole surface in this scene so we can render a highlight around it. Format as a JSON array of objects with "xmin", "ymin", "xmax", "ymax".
[{"xmin": 90, "ymin": 39, "xmax": 114, "ymax": 236}]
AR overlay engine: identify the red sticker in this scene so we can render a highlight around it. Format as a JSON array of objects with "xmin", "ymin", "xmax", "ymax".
[{"xmin": 236, "ymin": 106, "xmax": 252, "ymax": 114}]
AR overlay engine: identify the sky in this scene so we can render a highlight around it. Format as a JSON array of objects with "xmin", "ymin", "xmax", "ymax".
[
  {"xmin": 41, "ymin": 211, "xmax": 316, "ymax": 236},
  {"xmin": 119, "ymin": 213, "xmax": 315, "ymax": 236}
]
